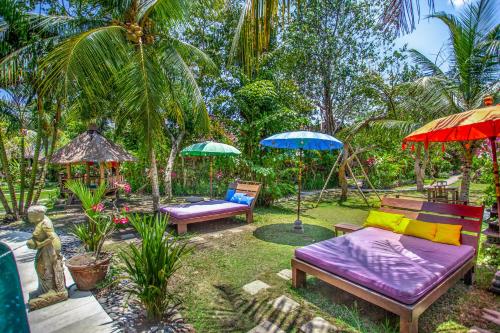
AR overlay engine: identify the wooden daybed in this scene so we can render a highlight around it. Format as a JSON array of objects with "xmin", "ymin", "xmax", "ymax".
[
  {"xmin": 159, "ymin": 181, "xmax": 261, "ymax": 234},
  {"xmin": 292, "ymin": 197, "xmax": 484, "ymax": 333}
]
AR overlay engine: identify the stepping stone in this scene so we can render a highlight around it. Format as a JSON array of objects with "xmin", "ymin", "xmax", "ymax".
[
  {"xmin": 269, "ymin": 295, "xmax": 299, "ymax": 313},
  {"xmin": 242, "ymin": 280, "xmax": 270, "ymax": 296},
  {"xmin": 276, "ymin": 269, "xmax": 292, "ymax": 280},
  {"xmin": 469, "ymin": 327, "xmax": 493, "ymax": 333},
  {"xmin": 120, "ymin": 233, "xmax": 135, "ymax": 240},
  {"xmin": 228, "ymin": 228, "xmax": 243, "ymax": 234},
  {"xmin": 189, "ymin": 236, "xmax": 206, "ymax": 243},
  {"xmin": 300, "ymin": 317, "xmax": 339, "ymax": 333},
  {"xmin": 247, "ymin": 320, "xmax": 285, "ymax": 333}
]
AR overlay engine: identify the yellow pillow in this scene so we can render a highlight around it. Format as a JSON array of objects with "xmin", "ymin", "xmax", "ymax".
[
  {"xmin": 403, "ymin": 220, "xmax": 437, "ymax": 241},
  {"xmin": 363, "ymin": 210, "xmax": 404, "ymax": 231},
  {"xmin": 433, "ymin": 223, "xmax": 462, "ymax": 246},
  {"xmin": 394, "ymin": 217, "xmax": 410, "ymax": 234}
]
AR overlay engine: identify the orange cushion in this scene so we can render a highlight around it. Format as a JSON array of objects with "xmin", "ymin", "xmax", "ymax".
[
  {"xmin": 403, "ymin": 219, "xmax": 437, "ymax": 241},
  {"xmin": 433, "ymin": 223, "xmax": 462, "ymax": 246}
]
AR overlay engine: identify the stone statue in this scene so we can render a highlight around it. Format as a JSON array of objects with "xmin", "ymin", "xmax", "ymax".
[{"xmin": 26, "ymin": 205, "xmax": 68, "ymax": 310}]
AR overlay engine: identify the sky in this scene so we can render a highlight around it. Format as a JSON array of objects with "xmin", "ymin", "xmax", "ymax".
[{"xmin": 395, "ymin": 0, "xmax": 499, "ymax": 68}]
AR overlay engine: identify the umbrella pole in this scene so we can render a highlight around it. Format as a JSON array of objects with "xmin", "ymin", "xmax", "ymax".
[
  {"xmin": 294, "ymin": 149, "xmax": 304, "ymax": 233},
  {"xmin": 489, "ymin": 137, "xmax": 500, "ymax": 228},
  {"xmin": 210, "ymin": 157, "xmax": 213, "ymax": 198}
]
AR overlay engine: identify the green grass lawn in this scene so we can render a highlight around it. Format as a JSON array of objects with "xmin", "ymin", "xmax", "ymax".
[{"xmin": 169, "ymin": 190, "xmax": 498, "ymax": 333}]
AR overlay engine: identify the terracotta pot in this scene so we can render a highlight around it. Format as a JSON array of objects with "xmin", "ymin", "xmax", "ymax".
[{"xmin": 65, "ymin": 253, "xmax": 112, "ymax": 291}]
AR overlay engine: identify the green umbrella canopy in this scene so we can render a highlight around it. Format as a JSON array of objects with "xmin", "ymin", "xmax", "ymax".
[{"xmin": 181, "ymin": 141, "xmax": 241, "ymax": 157}]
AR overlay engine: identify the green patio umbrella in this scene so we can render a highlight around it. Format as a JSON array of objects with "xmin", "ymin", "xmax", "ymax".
[{"xmin": 181, "ymin": 141, "xmax": 241, "ymax": 197}]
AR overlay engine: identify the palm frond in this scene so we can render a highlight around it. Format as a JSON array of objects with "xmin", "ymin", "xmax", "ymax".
[{"xmin": 38, "ymin": 25, "xmax": 128, "ymax": 96}]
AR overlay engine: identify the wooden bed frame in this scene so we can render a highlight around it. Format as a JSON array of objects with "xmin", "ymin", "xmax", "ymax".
[
  {"xmin": 169, "ymin": 181, "xmax": 261, "ymax": 234},
  {"xmin": 292, "ymin": 197, "xmax": 484, "ymax": 333}
]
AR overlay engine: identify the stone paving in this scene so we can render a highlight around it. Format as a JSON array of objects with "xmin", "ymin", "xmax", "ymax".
[
  {"xmin": 0, "ymin": 230, "xmax": 113, "ymax": 333},
  {"xmin": 269, "ymin": 295, "xmax": 300, "ymax": 313},
  {"xmin": 242, "ymin": 280, "xmax": 271, "ymax": 296},
  {"xmin": 276, "ymin": 269, "xmax": 292, "ymax": 280},
  {"xmin": 300, "ymin": 317, "xmax": 339, "ymax": 333},
  {"xmin": 247, "ymin": 320, "xmax": 286, "ymax": 333}
]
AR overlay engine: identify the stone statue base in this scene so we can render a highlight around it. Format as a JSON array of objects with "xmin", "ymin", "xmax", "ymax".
[{"xmin": 29, "ymin": 290, "xmax": 68, "ymax": 311}]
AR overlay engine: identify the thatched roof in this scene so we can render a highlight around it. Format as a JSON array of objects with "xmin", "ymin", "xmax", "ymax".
[{"xmin": 50, "ymin": 129, "xmax": 136, "ymax": 164}]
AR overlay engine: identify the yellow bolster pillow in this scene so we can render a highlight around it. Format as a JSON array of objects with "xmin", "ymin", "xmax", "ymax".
[
  {"xmin": 433, "ymin": 223, "xmax": 462, "ymax": 246},
  {"xmin": 394, "ymin": 217, "xmax": 410, "ymax": 234},
  {"xmin": 363, "ymin": 210, "xmax": 404, "ymax": 231},
  {"xmin": 403, "ymin": 219, "xmax": 437, "ymax": 241}
]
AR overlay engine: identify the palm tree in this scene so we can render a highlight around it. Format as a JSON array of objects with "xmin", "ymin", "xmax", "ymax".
[
  {"xmin": 36, "ymin": 0, "xmax": 215, "ymax": 210},
  {"xmin": 409, "ymin": 0, "xmax": 499, "ymax": 202}
]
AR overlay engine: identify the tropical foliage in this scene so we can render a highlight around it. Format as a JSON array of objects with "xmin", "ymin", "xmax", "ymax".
[{"xmin": 119, "ymin": 214, "xmax": 191, "ymax": 321}]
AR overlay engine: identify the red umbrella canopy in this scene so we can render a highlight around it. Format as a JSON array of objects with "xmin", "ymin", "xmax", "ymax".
[{"xmin": 404, "ymin": 105, "xmax": 500, "ymax": 144}]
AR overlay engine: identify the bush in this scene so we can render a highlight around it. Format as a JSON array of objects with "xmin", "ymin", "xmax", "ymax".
[
  {"xmin": 66, "ymin": 180, "xmax": 114, "ymax": 257},
  {"xmin": 119, "ymin": 214, "xmax": 191, "ymax": 322}
]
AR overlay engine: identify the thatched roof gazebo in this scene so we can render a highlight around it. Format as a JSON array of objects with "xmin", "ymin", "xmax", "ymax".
[{"xmin": 51, "ymin": 126, "xmax": 135, "ymax": 193}]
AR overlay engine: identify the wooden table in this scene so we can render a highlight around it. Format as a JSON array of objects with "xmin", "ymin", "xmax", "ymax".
[
  {"xmin": 333, "ymin": 223, "xmax": 363, "ymax": 236},
  {"xmin": 426, "ymin": 187, "xmax": 459, "ymax": 204}
]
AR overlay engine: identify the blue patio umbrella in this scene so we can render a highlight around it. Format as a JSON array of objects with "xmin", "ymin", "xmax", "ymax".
[{"xmin": 260, "ymin": 131, "xmax": 343, "ymax": 232}]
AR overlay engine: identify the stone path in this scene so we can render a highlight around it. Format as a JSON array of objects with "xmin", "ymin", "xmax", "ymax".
[
  {"xmin": 269, "ymin": 295, "xmax": 300, "ymax": 313},
  {"xmin": 276, "ymin": 269, "xmax": 292, "ymax": 280},
  {"xmin": 242, "ymin": 280, "xmax": 270, "ymax": 296},
  {"xmin": 300, "ymin": 317, "xmax": 339, "ymax": 333},
  {"xmin": 0, "ymin": 230, "xmax": 113, "ymax": 333},
  {"xmin": 248, "ymin": 320, "xmax": 285, "ymax": 333}
]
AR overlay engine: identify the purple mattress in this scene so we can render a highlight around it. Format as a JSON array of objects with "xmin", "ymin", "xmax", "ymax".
[
  {"xmin": 159, "ymin": 200, "xmax": 249, "ymax": 220},
  {"xmin": 295, "ymin": 227, "xmax": 474, "ymax": 304}
]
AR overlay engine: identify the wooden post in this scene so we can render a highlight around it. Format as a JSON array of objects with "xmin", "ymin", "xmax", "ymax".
[
  {"xmin": 66, "ymin": 164, "xmax": 71, "ymax": 179},
  {"xmin": 489, "ymin": 137, "xmax": 500, "ymax": 230},
  {"xmin": 99, "ymin": 162, "xmax": 105, "ymax": 185}
]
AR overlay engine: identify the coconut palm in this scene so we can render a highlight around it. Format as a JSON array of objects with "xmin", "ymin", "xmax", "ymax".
[
  {"xmin": 408, "ymin": 0, "xmax": 499, "ymax": 202},
  {"xmin": 36, "ymin": 0, "xmax": 214, "ymax": 210}
]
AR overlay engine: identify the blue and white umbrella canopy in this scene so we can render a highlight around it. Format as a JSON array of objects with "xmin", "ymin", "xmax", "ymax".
[
  {"xmin": 260, "ymin": 131, "xmax": 343, "ymax": 232},
  {"xmin": 260, "ymin": 131, "xmax": 343, "ymax": 150}
]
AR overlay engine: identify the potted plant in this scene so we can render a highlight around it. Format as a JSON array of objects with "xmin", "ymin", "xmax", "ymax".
[{"xmin": 64, "ymin": 180, "xmax": 116, "ymax": 290}]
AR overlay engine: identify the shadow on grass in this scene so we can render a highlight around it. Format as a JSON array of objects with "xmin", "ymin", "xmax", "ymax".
[
  {"xmin": 207, "ymin": 284, "xmax": 310, "ymax": 333},
  {"xmin": 293, "ymin": 279, "xmax": 399, "ymax": 333},
  {"xmin": 253, "ymin": 223, "xmax": 333, "ymax": 246}
]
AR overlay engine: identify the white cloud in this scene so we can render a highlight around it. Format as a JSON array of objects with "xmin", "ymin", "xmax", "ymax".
[{"xmin": 448, "ymin": 0, "xmax": 468, "ymax": 7}]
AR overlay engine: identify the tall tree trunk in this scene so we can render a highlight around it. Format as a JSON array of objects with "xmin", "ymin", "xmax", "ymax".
[
  {"xmin": 150, "ymin": 149, "xmax": 160, "ymax": 212},
  {"xmin": 414, "ymin": 143, "xmax": 427, "ymax": 192},
  {"xmin": 0, "ymin": 128, "xmax": 18, "ymax": 218},
  {"xmin": 0, "ymin": 184, "xmax": 13, "ymax": 216},
  {"xmin": 182, "ymin": 156, "xmax": 187, "ymax": 188},
  {"xmin": 33, "ymin": 99, "xmax": 61, "ymax": 204},
  {"xmin": 18, "ymin": 133, "xmax": 26, "ymax": 214},
  {"xmin": 25, "ymin": 96, "xmax": 44, "ymax": 212},
  {"xmin": 164, "ymin": 132, "xmax": 184, "ymax": 201},
  {"xmin": 459, "ymin": 142, "xmax": 473, "ymax": 204}
]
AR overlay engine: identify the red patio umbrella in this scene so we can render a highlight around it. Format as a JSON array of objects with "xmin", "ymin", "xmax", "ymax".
[{"xmin": 403, "ymin": 104, "xmax": 500, "ymax": 226}]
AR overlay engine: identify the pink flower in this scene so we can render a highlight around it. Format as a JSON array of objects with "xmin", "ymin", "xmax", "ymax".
[
  {"xmin": 123, "ymin": 206, "xmax": 130, "ymax": 212},
  {"xmin": 113, "ymin": 217, "xmax": 120, "ymax": 224},
  {"xmin": 92, "ymin": 203, "xmax": 104, "ymax": 212},
  {"xmin": 120, "ymin": 217, "xmax": 129, "ymax": 224},
  {"xmin": 171, "ymin": 171, "xmax": 177, "ymax": 178}
]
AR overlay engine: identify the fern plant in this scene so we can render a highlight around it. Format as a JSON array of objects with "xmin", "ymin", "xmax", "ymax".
[
  {"xmin": 119, "ymin": 214, "xmax": 191, "ymax": 322},
  {"xmin": 66, "ymin": 180, "xmax": 114, "ymax": 257}
]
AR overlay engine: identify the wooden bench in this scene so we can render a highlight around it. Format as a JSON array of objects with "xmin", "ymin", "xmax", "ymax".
[
  {"xmin": 292, "ymin": 197, "xmax": 484, "ymax": 333},
  {"xmin": 167, "ymin": 181, "xmax": 261, "ymax": 234},
  {"xmin": 333, "ymin": 223, "xmax": 363, "ymax": 236}
]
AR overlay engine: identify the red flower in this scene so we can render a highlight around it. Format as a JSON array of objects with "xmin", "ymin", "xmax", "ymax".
[
  {"xmin": 120, "ymin": 217, "xmax": 129, "ymax": 224},
  {"xmin": 92, "ymin": 203, "xmax": 104, "ymax": 212},
  {"xmin": 113, "ymin": 217, "xmax": 120, "ymax": 224},
  {"xmin": 123, "ymin": 206, "xmax": 130, "ymax": 212}
]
